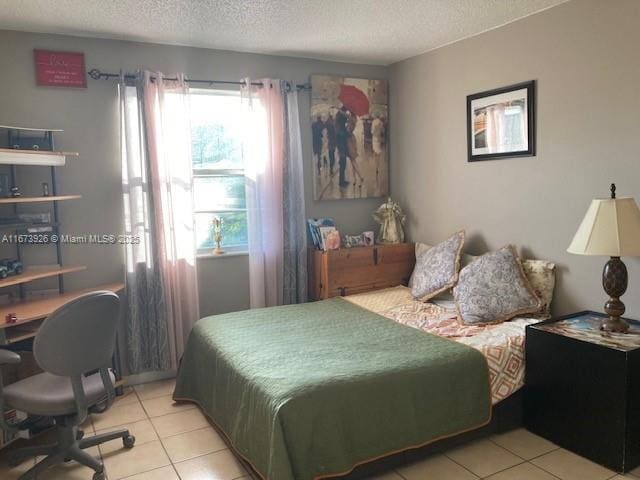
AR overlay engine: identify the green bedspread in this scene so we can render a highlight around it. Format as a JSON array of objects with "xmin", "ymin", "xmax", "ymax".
[{"xmin": 174, "ymin": 298, "xmax": 491, "ymax": 480}]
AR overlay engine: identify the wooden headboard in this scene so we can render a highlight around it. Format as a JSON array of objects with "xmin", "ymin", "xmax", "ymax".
[{"xmin": 308, "ymin": 243, "xmax": 415, "ymax": 301}]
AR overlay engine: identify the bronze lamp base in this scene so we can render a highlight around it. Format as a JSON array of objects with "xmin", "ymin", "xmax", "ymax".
[{"xmin": 601, "ymin": 256, "xmax": 629, "ymax": 333}]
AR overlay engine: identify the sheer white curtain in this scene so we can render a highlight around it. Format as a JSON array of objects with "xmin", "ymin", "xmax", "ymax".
[
  {"xmin": 242, "ymin": 79, "xmax": 306, "ymax": 308},
  {"xmin": 242, "ymin": 79, "xmax": 285, "ymax": 308},
  {"xmin": 120, "ymin": 71, "xmax": 200, "ymax": 373}
]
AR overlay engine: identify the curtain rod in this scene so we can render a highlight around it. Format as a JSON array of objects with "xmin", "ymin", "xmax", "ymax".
[{"xmin": 87, "ymin": 69, "xmax": 311, "ymax": 91}]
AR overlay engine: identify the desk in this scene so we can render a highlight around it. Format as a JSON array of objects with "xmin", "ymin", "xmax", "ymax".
[
  {"xmin": 0, "ymin": 282, "xmax": 125, "ymax": 344},
  {"xmin": 0, "ymin": 282, "xmax": 126, "ymax": 449}
]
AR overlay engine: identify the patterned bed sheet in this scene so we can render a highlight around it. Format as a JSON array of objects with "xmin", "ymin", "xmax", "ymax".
[{"xmin": 345, "ymin": 286, "xmax": 539, "ymax": 404}]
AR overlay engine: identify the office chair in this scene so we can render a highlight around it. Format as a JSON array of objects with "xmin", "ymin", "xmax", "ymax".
[{"xmin": 0, "ymin": 291, "xmax": 135, "ymax": 480}]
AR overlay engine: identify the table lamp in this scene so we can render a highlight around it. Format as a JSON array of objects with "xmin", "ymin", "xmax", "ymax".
[{"xmin": 567, "ymin": 184, "xmax": 640, "ymax": 333}]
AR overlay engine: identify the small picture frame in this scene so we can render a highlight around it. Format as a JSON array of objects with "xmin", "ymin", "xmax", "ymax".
[
  {"xmin": 307, "ymin": 218, "xmax": 335, "ymax": 250},
  {"xmin": 343, "ymin": 234, "xmax": 365, "ymax": 248},
  {"xmin": 362, "ymin": 231, "xmax": 375, "ymax": 246},
  {"xmin": 467, "ymin": 80, "xmax": 535, "ymax": 162},
  {"xmin": 319, "ymin": 226, "xmax": 339, "ymax": 250}
]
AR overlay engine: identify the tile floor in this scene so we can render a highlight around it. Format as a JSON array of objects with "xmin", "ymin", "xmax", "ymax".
[{"xmin": 1, "ymin": 378, "xmax": 639, "ymax": 480}]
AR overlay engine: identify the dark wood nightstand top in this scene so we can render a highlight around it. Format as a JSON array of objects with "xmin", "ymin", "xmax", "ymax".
[{"xmin": 529, "ymin": 310, "xmax": 640, "ymax": 352}]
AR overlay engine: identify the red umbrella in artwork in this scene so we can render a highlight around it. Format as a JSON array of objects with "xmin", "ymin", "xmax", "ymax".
[{"xmin": 338, "ymin": 84, "xmax": 370, "ymax": 116}]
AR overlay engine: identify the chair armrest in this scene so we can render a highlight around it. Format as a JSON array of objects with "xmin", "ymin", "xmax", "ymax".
[{"xmin": 0, "ymin": 349, "xmax": 20, "ymax": 365}]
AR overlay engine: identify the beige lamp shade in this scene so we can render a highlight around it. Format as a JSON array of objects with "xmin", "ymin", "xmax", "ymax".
[{"xmin": 567, "ymin": 197, "xmax": 640, "ymax": 256}]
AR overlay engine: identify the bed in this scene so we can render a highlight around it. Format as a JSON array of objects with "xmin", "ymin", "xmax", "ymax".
[
  {"xmin": 174, "ymin": 285, "xmax": 538, "ymax": 480},
  {"xmin": 345, "ymin": 286, "xmax": 538, "ymax": 405}
]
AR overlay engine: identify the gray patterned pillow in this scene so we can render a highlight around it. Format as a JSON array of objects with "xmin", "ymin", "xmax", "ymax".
[
  {"xmin": 454, "ymin": 245, "xmax": 540, "ymax": 325},
  {"xmin": 410, "ymin": 231, "xmax": 465, "ymax": 301}
]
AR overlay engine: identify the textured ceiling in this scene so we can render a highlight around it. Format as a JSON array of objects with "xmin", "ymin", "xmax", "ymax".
[{"xmin": 0, "ymin": 0, "xmax": 569, "ymax": 65}]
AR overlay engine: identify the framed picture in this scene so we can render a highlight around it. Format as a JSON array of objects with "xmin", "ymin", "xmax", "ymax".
[
  {"xmin": 467, "ymin": 80, "xmax": 535, "ymax": 162},
  {"xmin": 311, "ymin": 75, "xmax": 388, "ymax": 200},
  {"xmin": 318, "ymin": 226, "xmax": 338, "ymax": 250}
]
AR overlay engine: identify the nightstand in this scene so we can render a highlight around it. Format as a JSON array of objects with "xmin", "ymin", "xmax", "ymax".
[{"xmin": 525, "ymin": 311, "xmax": 640, "ymax": 473}]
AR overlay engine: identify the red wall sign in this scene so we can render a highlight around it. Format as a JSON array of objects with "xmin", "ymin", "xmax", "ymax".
[{"xmin": 34, "ymin": 49, "xmax": 87, "ymax": 88}]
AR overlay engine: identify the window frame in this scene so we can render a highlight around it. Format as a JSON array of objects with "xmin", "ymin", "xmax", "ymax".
[{"xmin": 190, "ymin": 88, "xmax": 249, "ymax": 255}]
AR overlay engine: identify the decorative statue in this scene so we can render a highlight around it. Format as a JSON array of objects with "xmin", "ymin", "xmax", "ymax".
[
  {"xmin": 212, "ymin": 217, "xmax": 225, "ymax": 255},
  {"xmin": 372, "ymin": 198, "xmax": 406, "ymax": 244}
]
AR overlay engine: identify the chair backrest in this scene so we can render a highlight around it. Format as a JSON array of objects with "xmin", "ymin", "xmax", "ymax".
[{"xmin": 34, "ymin": 291, "xmax": 120, "ymax": 377}]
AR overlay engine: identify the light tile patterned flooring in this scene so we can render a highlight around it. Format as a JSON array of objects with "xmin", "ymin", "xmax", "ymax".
[{"xmin": 1, "ymin": 378, "xmax": 639, "ymax": 480}]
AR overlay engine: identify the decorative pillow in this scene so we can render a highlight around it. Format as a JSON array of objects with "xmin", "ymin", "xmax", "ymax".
[
  {"xmin": 454, "ymin": 245, "xmax": 540, "ymax": 325},
  {"xmin": 456, "ymin": 251, "xmax": 555, "ymax": 317},
  {"xmin": 410, "ymin": 231, "xmax": 465, "ymax": 301},
  {"xmin": 414, "ymin": 242, "xmax": 476, "ymax": 271},
  {"xmin": 414, "ymin": 242, "xmax": 432, "ymax": 259},
  {"xmin": 411, "ymin": 242, "xmax": 432, "ymax": 289},
  {"xmin": 521, "ymin": 259, "xmax": 556, "ymax": 318}
]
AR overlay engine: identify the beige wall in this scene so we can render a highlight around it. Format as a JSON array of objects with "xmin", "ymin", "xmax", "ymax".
[
  {"xmin": 5, "ymin": 0, "xmax": 639, "ymax": 320},
  {"xmin": 0, "ymin": 30, "xmax": 387, "ymax": 316},
  {"xmin": 390, "ymin": 0, "xmax": 640, "ymax": 318}
]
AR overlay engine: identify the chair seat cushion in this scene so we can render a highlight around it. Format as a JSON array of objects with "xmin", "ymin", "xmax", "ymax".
[{"xmin": 3, "ymin": 370, "xmax": 115, "ymax": 416}]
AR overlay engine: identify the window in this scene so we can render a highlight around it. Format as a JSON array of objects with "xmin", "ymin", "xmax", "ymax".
[{"xmin": 189, "ymin": 89, "xmax": 248, "ymax": 253}]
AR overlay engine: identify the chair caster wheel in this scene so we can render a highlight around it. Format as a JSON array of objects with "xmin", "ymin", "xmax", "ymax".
[
  {"xmin": 93, "ymin": 470, "xmax": 106, "ymax": 480},
  {"xmin": 77, "ymin": 429, "xmax": 85, "ymax": 440},
  {"xmin": 123, "ymin": 434, "xmax": 136, "ymax": 449}
]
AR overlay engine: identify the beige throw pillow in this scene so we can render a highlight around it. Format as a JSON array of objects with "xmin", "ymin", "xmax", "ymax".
[{"xmin": 521, "ymin": 259, "xmax": 556, "ymax": 318}]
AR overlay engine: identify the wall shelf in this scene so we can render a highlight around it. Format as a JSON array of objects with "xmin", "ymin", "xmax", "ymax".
[
  {"xmin": 0, "ymin": 222, "xmax": 59, "ymax": 232},
  {"xmin": 0, "ymin": 265, "xmax": 86, "ymax": 289},
  {"xmin": 0, "ymin": 195, "xmax": 81, "ymax": 204},
  {"xmin": 0, "ymin": 148, "xmax": 78, "ymax": 167},
  {"xmin": 0, "ymin": 127, "xmax": 127, "ymax": 451}
]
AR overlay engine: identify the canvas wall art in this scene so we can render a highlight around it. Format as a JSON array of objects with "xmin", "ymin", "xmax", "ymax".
[{"xmin": 311, "ymin": 75, "xmax": 389, "ymax": 200}]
